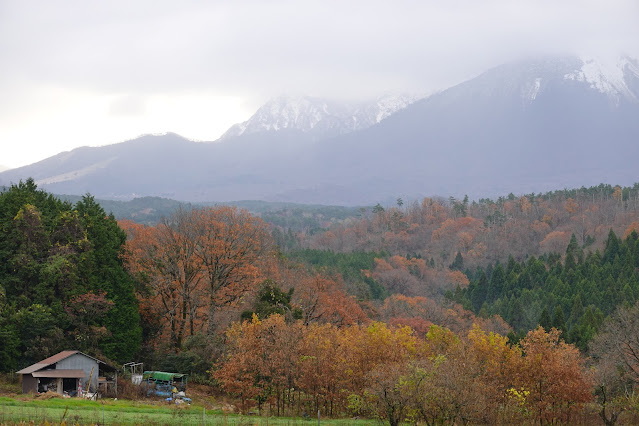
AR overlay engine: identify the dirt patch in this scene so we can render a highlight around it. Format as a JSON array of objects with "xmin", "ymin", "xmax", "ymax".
[{"xmin": 178, "ymin": 383, "xmax": 219, "ymax": 409}]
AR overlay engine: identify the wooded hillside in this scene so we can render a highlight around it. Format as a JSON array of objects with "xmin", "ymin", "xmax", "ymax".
[{"xmin": 3, "ymin": 181, "xmax": 639, "ymax": 423}]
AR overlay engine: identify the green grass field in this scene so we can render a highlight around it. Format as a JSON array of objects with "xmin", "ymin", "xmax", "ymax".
[{"xmin": 0, "ymin": 396, "xmax": 375, "ymax": 425}]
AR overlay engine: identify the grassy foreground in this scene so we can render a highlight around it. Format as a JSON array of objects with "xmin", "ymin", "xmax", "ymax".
[{"xmin": 0, "ymin": 396, "xmax": 373, "ymax": 425}]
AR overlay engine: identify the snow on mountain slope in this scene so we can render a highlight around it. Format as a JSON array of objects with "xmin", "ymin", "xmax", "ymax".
[
  {"xmin": 444, "ymin": 55, "xmax": 639, "ymax": 107},
  {"xmin": 374, "ymin": 94, "xmax": 417, "ymax": 121},
  {"xmin": 220, "ymin": 94, "xmax": 420, "ymax": 141},
  {"xmin": 564, "ymin": 56, "xmax": 639, "ymax": 102},
  {"xmin": 221, "ymin": 96, "xmax": 345, "ymax": 138}
]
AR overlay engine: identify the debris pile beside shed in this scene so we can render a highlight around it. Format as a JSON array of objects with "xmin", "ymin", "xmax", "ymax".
[{"xmin": 142, "ymin": 371, "xmax": 190, "ymax": 402}]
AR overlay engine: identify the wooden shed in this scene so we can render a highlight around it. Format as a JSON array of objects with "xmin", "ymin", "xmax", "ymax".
[{"xmin": 16, "ymin": 350, "xmax": 114, "ymax": 395}]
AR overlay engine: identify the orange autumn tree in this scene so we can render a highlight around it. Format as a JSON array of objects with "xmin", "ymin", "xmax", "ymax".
[
  {"xmin": 215, "ymin": 314, "xmax": 302, "ymax": 414},
  {"xmin": 344, "ymin": 322, "xmax": 421, "ymax": 426},
  {"xmin": 518, "ymin": 327, "xmax": 592, "ymax": 424},
  {"xmin": 121, "ymin": 206, "xmax": 274, "ymax": 347},
  {"xmin": 215, "ymin": 314, "xmax": 271, "ymax": 412},
  {"xmin": 293, "ymin": 273, "xmax": 368, "ymax": 327},
  {"xmin": 379, "ymin": 294, "xmax": 439, "ymax": 336},
  {"xmin": 187, "ymin": 207, "xmax": 274, "ymax": 335},
  {"xmin": 370, "ymin": 255, "xmax": 431, "ymax": 296},
  {"xmin": 121, "ymin": 217, "xmax": 206, "ymax": 349},
  {"xmin": 297, "ymin": 322, "xmax": 347, "ymax": 415}
]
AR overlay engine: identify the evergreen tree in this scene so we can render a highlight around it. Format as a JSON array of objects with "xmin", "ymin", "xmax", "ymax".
[
  {"xmin": 486, "ymin": 263, "xmax": 505, "ymax": 303},
  {"xmin": 471, "ymin": 272, "xmax": 489, "ymax": 312},
  {"xmin": 449, "ymin": 251, "xmax": 464, "ymax": 271},
  {"xmin": 603, "ymin": 229, "xmax": 620, "ymax": 264},
  {"xmin": 622, "ymin": 284, "xmax": 635, "ymax": 305},
  {"xmin": 506, "ymin": 255, "xmax": 521, "ymax": 275},
  {"xmin": 552, "ymin": 306, "xmax": 567, "ymax": 335},
  {"xmin": 539, "ymin": 307, "xmax": 552, "ymax": 331},
  {"xmin": 567, "ymin": 294, "xmax": 584, "ymax": 327},
  {"xmin": 508, "ymin": 298, "xmax": 525, "ymax": 331},
  {"xmin": 76, "ymin": 195, "xmax": 141, "ymax": 361},
  {"xmin": 241, "ymin": 279, "xmax": 302, "ymax": 321},
  {"xmin": 565, "ymin": 234, "xmax": 578, "ymax": 271}
]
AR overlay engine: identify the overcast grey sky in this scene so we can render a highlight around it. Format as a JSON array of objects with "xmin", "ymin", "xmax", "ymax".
[{"xmin": 1, "ymin": 0, "xmax": 638, "ymax": 169}]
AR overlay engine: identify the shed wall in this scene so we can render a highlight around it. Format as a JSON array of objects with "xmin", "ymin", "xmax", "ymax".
[
  {"xmin": 21, "ymin": 375, "xmax": 37, "ymax": 394},
  {"xmin": 56, "ymin": 354, "xmax": 99, "ymax": 391}
]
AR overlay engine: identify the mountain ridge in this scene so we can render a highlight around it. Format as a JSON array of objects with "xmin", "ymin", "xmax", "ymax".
[{"xmin": 2, "ymin": 55, "xmax": 638, "ymax": 205}]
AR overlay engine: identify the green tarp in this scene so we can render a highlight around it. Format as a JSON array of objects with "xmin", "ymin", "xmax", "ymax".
[{"xmin": 142, "ymin": 371, "xmax": 187, "ymax": 382}]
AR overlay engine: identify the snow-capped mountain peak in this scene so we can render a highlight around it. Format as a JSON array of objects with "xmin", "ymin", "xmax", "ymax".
[
  {"xmin": 255, "ymin": 96, "xmax": 334, "ymax": 131},
  {"xmin": 220, "ymin": 93, "xmax": 420, "ymax": 141},
  {"xmin": 564, "ymin": 56, "xmax": 639, "ymax": 101}
]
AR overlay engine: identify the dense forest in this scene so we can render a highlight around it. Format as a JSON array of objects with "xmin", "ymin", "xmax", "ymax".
[
  {"xmin": 3, "ymin": 180, "xmax": 639, "ymax": 424},
  {"xmin": 453, "ymin": 230, "xmax": 639, "ymax": 350},
  {"xmin": 0, "ymin": 179, "xmax": 140, "ymax": 369}
]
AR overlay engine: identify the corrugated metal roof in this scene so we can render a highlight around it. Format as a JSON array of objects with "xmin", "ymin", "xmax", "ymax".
[
  {"xmin": 42, "ymin": 350, "xmax": 81, "ymax": 364},
  {"xmin": 16, "ymin": 351, "xmax": 79, "ymax": 374},
  {"xmin": 17, "ymin": 351, "xmax": 80, "ymax": 374},
  {"xmin": 16, "ymin": 363, "xmax": 49, "ymax": 375},
  {"xmin": 32, "ymin": 369, "xmax": 85, "ymax": 378},
  {"xmin": 16, "ymin": 350, "xmax": 107, "ymax": 375}
]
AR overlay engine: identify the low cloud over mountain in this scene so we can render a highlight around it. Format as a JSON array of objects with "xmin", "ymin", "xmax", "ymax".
[{"xmin": 2, "ymin": 56, "xmax": 638, "ymax": 205}]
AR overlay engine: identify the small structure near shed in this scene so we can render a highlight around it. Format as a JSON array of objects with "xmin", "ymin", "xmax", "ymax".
[
  {"xmin": 123, "ymin": 362, "xmax": 144, "ymax": 385},
  {"xmin": 16, "ymin": 350, "xmax": 116, "ymax": 396},
  {"xmin": 142, "ymin": 371, "xmax": 188, "ymax": 398}
]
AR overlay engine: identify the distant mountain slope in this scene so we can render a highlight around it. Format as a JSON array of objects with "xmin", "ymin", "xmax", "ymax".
[
  {"xmin": 299, "ymin": 56, "xmax": 639, "ymax": 201},
  {"xmin": 2, "ymin": 56, "xmax": 638, "ymax": 205},
  {"xmin": 0, "ymin": 130, "xmax": 325, "ymax": 201},
  {"xmin": 0, "ymin": 133, "xmax": 209, "ymax": 199}
]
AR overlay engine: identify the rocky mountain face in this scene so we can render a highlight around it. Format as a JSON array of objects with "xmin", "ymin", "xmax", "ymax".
[{"xmin": 2, "ymin": 56, "xmax": 638, "ymax": 205}]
